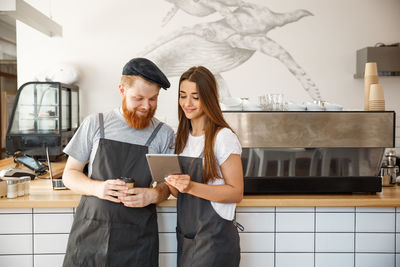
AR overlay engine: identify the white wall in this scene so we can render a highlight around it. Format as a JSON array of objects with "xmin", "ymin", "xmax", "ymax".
[{"xmin": 17, "ymin": 0, "xmax": 400, "ymax": 146}]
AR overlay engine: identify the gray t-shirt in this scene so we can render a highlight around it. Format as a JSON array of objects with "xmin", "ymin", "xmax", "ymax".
[{"xmin": 64, "ymin": 108, "xmax": 175, "ymax": 177}]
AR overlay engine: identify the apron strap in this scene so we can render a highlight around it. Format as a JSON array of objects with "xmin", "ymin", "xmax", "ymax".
[
  {"xmin": 233, "ymin": 219, "xmax": 245, "ymax": 231},
  {"xmin": 145, "ymin": 122, "xmax": 164, "ymax": 147},
  {"xmin": 233, "ymin": 212, "xmax": 245, "ymax": 231},
  {"xmin": 99, "ymin": 113, "xmax": 105, "ymax": 139}
]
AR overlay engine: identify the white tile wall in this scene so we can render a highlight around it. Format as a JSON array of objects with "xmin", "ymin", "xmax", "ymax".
[
  {"xmin": 34, "ymin": 234, "xmax": 69, "ymax": 254},
  {"xmin": 316, "ymin": 233, "xmax": 354, "ymax": 252},
  {"xmin": 159, "ymin": 233, "xmax": 177, "ymax": 253},
  {"xmin": 0, "ymin": 255, "xmax": 32, "ymax": 267},
  {"xmin": 239, "ymin": 233, "xmax": 274, "ymax": 252},
  {"xmin": 275, "ymin": 253, "xmax": 313, "ymax": 267},
  {"xmin": 356, "ymin": 213, "xmax": 395, "ymax": 232},
  {"xmin": 236, "ymin": 207, "xmax": 275, "ymax": 212},
  {"xmin": 276, "ymin": 233, "xmax": 314, "ymax": 252},
  {"xmin": 159, "ymin": 253, "xmax": 177, "ymax": 267},
  {"xmin": 236, "ymin": 212, "xmax": 274, "ymax": 232},
  {"xmin": 356, "ymin": 207, "xmax": 395, "ymax": 213},
  {"xmin": 276, "ymin": 207, "xmax": 314, "ymax": 213},
  {"xmin": 34, "ymin": 254, "xmax": 64, "ymax": 267},
  {"xmin": 240, "ymin": 253, "xmax": 274, "ymax": 267},
  {"xmin": 33, "ymin": 213, "xmax": 74, "ymax": 233},
  {"xmin": 0, "ymin": 208, "xmax": 32, "ymax": 214},
  {"xmin": 315, "ymin": 253, "xmax": 354, "ymax": 267},
  {"xmin": 33, "ymin": 208, "xmax": 73, "ymax": 213},
  {"xmin": 0, "ymin": 206, "xmax": 398, "ymax": 267},
  {"xmin": 356, "ymin": 233, "xmax": 395, "ymax": 253},
  {"xmin": 316, "ymin": 207, "xmax": 355, "ymax": 212},
  {"xmin": 0, "ymin": 235, "xmax": 32, "ymax": 254},
  {"xmin": 0, "ymin": 214, "xmax": 32, "ymax": 234},
  {"xmin": 316, "ymin": 213, "xmax": 354, "ymax": 232},
  {"xmin": 355, "ymin": 253, "xmax": 395, "ymax": 267},
  {"xmin": 276, "ymin": 213, "xmax": 314, "ymax": 232},
  {"xmin": 157, "ymin": 213, "xmax": 177, "ymax": 233},
  {"xmin": 156, "ymin": 207, "xmax": 177, "ymax": 213}
]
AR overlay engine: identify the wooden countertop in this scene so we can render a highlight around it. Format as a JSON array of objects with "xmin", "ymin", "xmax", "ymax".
[
  {"xmin": 0, "ymin": 157, "xmax": 66, "ymax": 179},
  {"xmin": 1, "ymin": 156, "xmax": 399, "ymax": 208},
  {"xmin": 1, "ymin": 179, "xmax": 400, "ymax": 208}
]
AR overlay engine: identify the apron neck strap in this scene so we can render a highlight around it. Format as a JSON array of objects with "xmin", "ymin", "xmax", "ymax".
[
  {"xmin": 98, "ymin": 113, "xmax": 163, "ymax": 146},
  {"xmin": 145, "ymin": 122, "xmax": 164, "ymax": 147},
  {"xmin": 199, "ymin": 151, "xmax": 204, "ymax": 158},
  {"xmin": 99, "ymin": 113, "xmax": 105, "ymax": 138}
]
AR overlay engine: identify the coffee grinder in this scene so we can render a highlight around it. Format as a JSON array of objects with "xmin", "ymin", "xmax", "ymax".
[{"xmin": 380, "ymin": 150, "xmax": 399, "ymax": 186}]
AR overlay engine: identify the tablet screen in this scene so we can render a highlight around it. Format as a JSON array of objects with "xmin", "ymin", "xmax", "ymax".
[{"xmin": 145, "ymin": 154, "xmax": 182, "ymax": 182}]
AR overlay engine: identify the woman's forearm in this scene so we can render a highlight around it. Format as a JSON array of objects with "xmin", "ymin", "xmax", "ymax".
[{"xmin": 186, "ymin": 181, "xmax": 243, "ymax": 203}]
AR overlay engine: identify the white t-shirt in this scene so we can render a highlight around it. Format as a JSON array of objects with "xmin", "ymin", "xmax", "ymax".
[{"xmin": 179, "ymin": 128, "xmax": 242, "ymax": 220}]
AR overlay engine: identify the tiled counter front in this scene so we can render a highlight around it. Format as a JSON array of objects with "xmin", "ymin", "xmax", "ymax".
[
  {"xmin": 0, "ymin": 208, "xmax": 73, "ymax": 267},
  {"xmin": 1, "ymin": 207, "xmax": 400, "ymax": 267}
]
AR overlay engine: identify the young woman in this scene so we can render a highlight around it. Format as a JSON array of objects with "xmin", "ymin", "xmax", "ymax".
[{"xmin": 165, "ymin": 66, "xmax": 243, "ymax": 267}]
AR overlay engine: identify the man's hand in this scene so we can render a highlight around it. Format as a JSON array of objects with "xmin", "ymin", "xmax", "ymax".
[
  {"xmin": 165, "ymin": 174, "xmax": 192, "ymax": 193},
  {"xmin": 119, "ymin": 187, "xmax": 157, "ymax": 207},
  {"xmin": 94, "ymin": 179, "xmax": 128, "ymax": 203}
]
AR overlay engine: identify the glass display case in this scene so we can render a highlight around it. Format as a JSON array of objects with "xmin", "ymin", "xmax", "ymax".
[{"xmin": 6, "ymin": 82, "xmax": 79, "ymax": 160}]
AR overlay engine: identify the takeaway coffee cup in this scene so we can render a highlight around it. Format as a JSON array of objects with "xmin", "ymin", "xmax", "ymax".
[
  {"xmin": 121, "ymin": 177, "xmax": 135, "ymax": 189},
  {"xmin": 364, "ymin": 62, "xmax": 378, "ymax": 110}
]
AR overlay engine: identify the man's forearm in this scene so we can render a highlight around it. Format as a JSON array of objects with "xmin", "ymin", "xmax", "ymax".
[
  {"xmin": 152, "ymin": 182, "xmax": 170, "ymax": 203},
  {"xmin": 62, "ymin": 169, "xmax": 100, "ymax": 196}
]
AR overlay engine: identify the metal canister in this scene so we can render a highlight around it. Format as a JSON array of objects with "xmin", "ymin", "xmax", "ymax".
[
  {"xmin": 385, "ymin": 150, "xmax": 397, "ymax": 167},
  {"xmin": 380, "ymin": 167, "xmax": 396, "ymax": 186},
  {"xmin": 6, "ymin": 178, "xmax": 19, "ymax": 199},
  {"xmin": 17, "ymin": 177, "xmax": 25, "ymax": 196},
  {"xmin": 23, "ymin": 176, "xmax": 30, "ymax": 195}
]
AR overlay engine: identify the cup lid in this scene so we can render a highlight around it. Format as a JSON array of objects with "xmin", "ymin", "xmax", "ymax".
[{"xmin": 121, "ymin": 177, "xmax": 135, "ymax": 183}]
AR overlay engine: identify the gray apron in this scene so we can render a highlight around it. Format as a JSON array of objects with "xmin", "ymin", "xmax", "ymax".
[
  {"xmin": 63, "ymin": 113, "xmax": 164, "ymax": 267},
  {"xmin": 176, "ymin": 154, "xmax": 241, "ymax": 267}
]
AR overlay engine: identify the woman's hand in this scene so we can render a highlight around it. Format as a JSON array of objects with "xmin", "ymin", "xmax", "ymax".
[
  {"xmin": 93, "ymin": 179, "xmax": 127, "ymax": 203},
  {"xmin": 165, "ymin": 174, "xmax": 192, "ymax": 193}
]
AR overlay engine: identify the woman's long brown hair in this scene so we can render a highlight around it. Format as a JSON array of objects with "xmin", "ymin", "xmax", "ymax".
[{"xmin": 175, "ymin": 66, "xmax": 233, "ymax": 183}]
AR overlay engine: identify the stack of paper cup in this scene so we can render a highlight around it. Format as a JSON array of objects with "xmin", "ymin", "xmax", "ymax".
[
  {"xmin": 369, "ymin": 84, "xmax": 385, "ymax": 110},
  {"xmin": 364, "ymin": 62, "xmax": 378, "ymax": 110}
]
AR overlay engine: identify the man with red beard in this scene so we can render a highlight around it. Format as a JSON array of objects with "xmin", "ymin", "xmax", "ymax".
[{"xmin": 62, "ymin": 58, "xmax": 174, "ymax": 267}]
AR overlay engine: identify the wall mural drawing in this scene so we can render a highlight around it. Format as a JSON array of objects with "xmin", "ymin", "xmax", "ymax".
[{"xmin": 140, "ymin": 0, "xmax": 321, "ymax": 101}]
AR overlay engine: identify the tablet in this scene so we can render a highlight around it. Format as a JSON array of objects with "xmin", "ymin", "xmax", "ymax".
[{"xmin": 146, "ymin": 154, "xmax": 182, "ymax": 182}]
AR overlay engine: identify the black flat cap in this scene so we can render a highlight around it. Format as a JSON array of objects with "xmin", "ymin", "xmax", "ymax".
[{"xmin": 122, "ymin": 58, "xmax": 170, "ymax": 89}]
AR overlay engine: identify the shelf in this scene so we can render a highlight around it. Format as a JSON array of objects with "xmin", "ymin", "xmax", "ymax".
[
  {"xmin": 18, "ymin": 104, "xmax": 58, "ymax": 106},
  {"xmin": 20, "ymin": 117, "xmax": 59, "ymax": 120}
]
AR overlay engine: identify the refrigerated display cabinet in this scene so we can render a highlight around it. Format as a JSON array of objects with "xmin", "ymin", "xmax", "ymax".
[{"xmin": 6, "ymin": 82, "xmax": 79, "ymax": 160}]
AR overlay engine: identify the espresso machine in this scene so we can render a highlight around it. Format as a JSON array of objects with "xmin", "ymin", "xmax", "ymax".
[{"xmin": 223, "ymin": 111, "xmax": 396, "ymax": 194}]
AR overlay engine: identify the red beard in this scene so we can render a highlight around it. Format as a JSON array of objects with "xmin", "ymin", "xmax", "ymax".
[{"xmin": 122, "ymin": 97, "xmax": 156, "ymax": 129}]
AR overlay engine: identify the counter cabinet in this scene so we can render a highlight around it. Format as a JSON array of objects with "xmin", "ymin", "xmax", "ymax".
[
  {"xmin": 1, "ymin": 206, "xmax": 400, "ymax": 267},
  {"xmin": 1, "ymin": 180, "xmax": 400, "ymax": 267}
]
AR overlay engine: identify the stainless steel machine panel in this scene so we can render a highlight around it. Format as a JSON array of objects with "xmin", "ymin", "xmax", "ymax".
[
  {"xmin": 223, "ymin": 111, "xmax": 395, "ymax": 148},
  {"xmin": 242, "ymin": 148, "xmax": 384, "ymax": 177}
]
